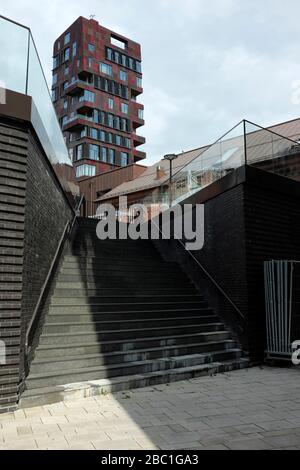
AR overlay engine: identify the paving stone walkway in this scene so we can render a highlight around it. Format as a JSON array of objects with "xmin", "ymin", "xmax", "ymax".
[{"xmin": 0, "ymin": 366, "xmax": 300, "ymax": 450}]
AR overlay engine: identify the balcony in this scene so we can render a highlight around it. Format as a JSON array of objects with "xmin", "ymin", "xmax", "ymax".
[
  {"xmin": 132, "ymin": 117, "xmax": 145, "ymax": 130},
  {"xmin": 76, "ymin": 100, "xmax": 94, "ymax": 114},
  {"xmin": 65, "ymin": 79, "xmax": 93, "ymax": 96},
  {"xmin": 133, "ymin": 133, "xmax": 146, "ymax": 147},
  {"xmin": 63, "ymin": 114, "xmax": 94, "ymax": 131},
  {"xmin": 130, "ymin": 83, "xmax": 143, "ymax": 97},
  {"xmin": 133, "ymin": 149, "xmax": 146, "ymax": 161}
]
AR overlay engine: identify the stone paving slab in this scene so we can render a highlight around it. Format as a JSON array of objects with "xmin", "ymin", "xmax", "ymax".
[{"xmin": 0, "ymin": 367, "xmax": 300, "ymax": 450}]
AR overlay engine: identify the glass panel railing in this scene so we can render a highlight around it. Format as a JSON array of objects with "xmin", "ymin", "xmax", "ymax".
[
  {"xmin": 168, "ymin": 121, "xmax": 245, "ymax": 205},
  {"xmin": 0, "ymin": 17, "xmax": 28, "ymax": 94},
  {"xmin": 0, "ymin": 15, "xmax": 72, "ymax": 169},
  {"xmin": 95, "ymin": 119, "xmax": 300, "ymax": 218},
  {"xmin": 245, "ymin": 120, "xmax": 300, "ymax": 182},
  {"xmin": 65, "ymin": 79, "xmax": 92, "ymax": 90},
  {"xmin": 27, "ymin": 35, "xmax": 71, "ymax": 165},
  {"xmin": 63, "ymin": 114, "xmax": 94, "ymax": 127},
  {"xmin": 163, "ymin": 120, "xmax": 300, "ymax": 208}
]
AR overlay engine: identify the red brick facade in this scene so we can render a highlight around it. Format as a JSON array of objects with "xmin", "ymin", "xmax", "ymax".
[
  {"xmin": 78, "ymin": 163, "xmax": 147, "ymax": 217},
  {"xmin": 52, "ymin": 16, "xmax": 145, "ymax": 180}
]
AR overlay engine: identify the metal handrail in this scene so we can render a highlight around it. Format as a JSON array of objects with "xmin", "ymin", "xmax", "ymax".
[
  {"xmin": 25, "ymin": 195, "xmax": 84, "ymax": 357},
  {"xmin": 151, "ymin": 217, "xmax": 245, "ymax": 327},
  {"xmin": 177, "ymin": 239, "xmax": 245, "ymax": 323},
  {"xmin": 70, "ymin": 194, "xmax": 85, "ymax": 234}
]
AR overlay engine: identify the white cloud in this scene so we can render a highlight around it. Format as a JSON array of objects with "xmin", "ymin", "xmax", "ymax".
[{"xmin": 160, "ymin": 0, "xmax": 239, "ymax": 20}]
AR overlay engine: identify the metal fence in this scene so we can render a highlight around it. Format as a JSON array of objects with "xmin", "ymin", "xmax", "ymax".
[
  {"xmin": 264, "ymin": 260, "xmax": 300, "ymax": 361},
  {"xmin": 90, "ymin": 208, "xmax": 138, "ymax": 224}
]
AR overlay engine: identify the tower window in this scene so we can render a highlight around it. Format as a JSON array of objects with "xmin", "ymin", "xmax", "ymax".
[
  {"xmin": 100, "ymin": 62, "xmax": 112, "ymax": 76},
  {"xmin": 64, "ymin": 32, "xmax": 70, "ymax": 45}
]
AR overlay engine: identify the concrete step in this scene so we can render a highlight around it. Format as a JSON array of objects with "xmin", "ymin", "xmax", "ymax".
[
  {"xmin": 30, "ymin": 340, "xmax": 238, "ymax": 373},
  {"xmin": 71, "ymin": 235, "xmax": 156, "ymax": 243},
  {"xmin": 48, "ymin": 302, "xmax": 209, "ymax": 313},
  {"xmin": 69, "ymin": 247, "xmax": 161, "ymax": 258},
  {"xmin": 25, "ymin": 349, "xmax": 242, "ymax": 389},
  {"xmin": 43, "ymin": 315, "xmax": 219, "ymax": 334},
  {"xmin": 55, "ymin": 273, "xmax": 192, "ymax": 285},
  {"xmin": 68, "ymin": 248, "xmax": 160, "ymax": 256},
  {"xmin": 59, "ymin": 266, "xmax": 184, "ymax": 276},
  {"xmin": 21, "ymin": 358, "xmax": 249, "ymax": 407},
  {"xmin": 71, "ymin": 233, "xmax": 157, "ymax": 242},
  {"xmin": 70, "ymin": 240, "xmax": 158, "ymax": 246},
  {"xmin": 54, "ymin": 280, "xmax": 192, "ymax": 290},
  {"xmin": 61, "ymin": 260, "xmax": 179, "ymax": 270},
  {"xmin": 50, "ymin": 294, "xmax": 203, "ymax": 304},
  {"xmin": 20, "ymin": 359, "xmax": 248, "ymax": 408},
  {"xmin": 70, "ymin": 236, "xmax": 158, "ymax": 245},
  {"xmin": 39, "ymin": 323, "xmax": 224, "ymax": 345},
  {"xmin": 52, "ymin": 287, "xmax": 197, "ymax": 296},
  {"xmin": 46, "ymin": 309, "xmax": 214, "ymax": 323},
  {"xmin": 35, "ymin": 331, "xmax": 231, "ymax": 357},
  {"xmin": 63, "ymin": 255, "xmax": 165, "ymax": 266}
]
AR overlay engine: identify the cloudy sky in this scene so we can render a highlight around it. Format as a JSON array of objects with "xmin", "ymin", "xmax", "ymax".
[{"xmin": 2, "ymin": 0, "xmax": 300, "ymax": 164}]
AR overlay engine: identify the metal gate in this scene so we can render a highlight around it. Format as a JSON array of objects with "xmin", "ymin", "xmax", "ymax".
[{"xmin": 264, "ymin": 260, "xmax": 300, "ymax": 361}]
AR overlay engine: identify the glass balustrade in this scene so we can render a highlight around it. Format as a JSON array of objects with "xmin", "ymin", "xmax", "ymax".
[
  {"xmin": 245, "ymin": 120, "xmax": 300, "ymax": 181},
  {"xmin": 169, "ymin": 121, "xmax": 245, "ymax": 205},
  {"xmin": 165, "ymin": 120, "xmax": 300, "ymax": 207},
  {"xmin": 0, "ymin": 15, "xmax": 71, "ymax": 167},
  {"xmin": 116, "ymin": 120, "xmax": 300, "ymax": 215}
]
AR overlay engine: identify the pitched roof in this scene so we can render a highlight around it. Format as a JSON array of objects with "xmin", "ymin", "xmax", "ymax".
[
  {"xmin": 267, "ymin": 117, "xmax": 300, "ymax": 140},
  {"xmin": 95, "ymin": 145, "xmax": 209, "ymax": 201},
  {"xmin": 95, "ymin": 117, "xmax": 300, "ymax": 202}
]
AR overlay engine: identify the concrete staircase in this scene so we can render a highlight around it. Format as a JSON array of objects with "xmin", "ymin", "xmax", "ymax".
[{"xmin": 21, "ymin": 218, "xmax": 248, "ymax": 407}]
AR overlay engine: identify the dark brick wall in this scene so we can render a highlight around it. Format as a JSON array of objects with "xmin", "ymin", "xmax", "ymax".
[
  {"xmin": 157, "ymin": 167, "xmax": 300, "ymax": 362},
  {"xmin": 156, "ymin": 183, "xmax": 248, "ymax": 352},
  {"xmin": 20, "ymin": 129, "xmax": 73, "ymax": 387},
  {"xmin": 0, "ymin": 120, "xmax": 28, "ymax": 411},
  {"xmin": 0, "ymin": 117, "xmax": 73, "ymax": 411},
  {"xmin": 244, "ymin": 180, "xmax": 300, "ymax": 360},
  {"xmin": 191, "ymin": 184, "xmax": 248, "ymax": 317}
]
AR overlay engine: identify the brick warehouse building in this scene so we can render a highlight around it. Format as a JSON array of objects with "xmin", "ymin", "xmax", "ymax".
[
  {"xmin": 52, "ymin": 16, "xmax": 145, "ymax": 179},
  {"xmin": 78, "ymin": 162, "xmax": 147, "ymax": 217}
]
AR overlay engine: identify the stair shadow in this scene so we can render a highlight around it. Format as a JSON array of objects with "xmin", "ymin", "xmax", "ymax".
[
  {"xmin": 69, "ymin": 220, "xmax": 164, "ymax": 447},
  {"xmin": 64, "ymin": 218, "xmax": 244, "ymax": 449}
]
